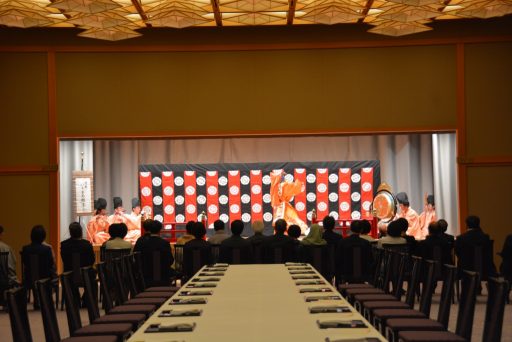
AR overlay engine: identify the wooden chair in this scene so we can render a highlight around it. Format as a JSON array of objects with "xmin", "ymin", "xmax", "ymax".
[
  {"xmin": 80, "ymin": 266, "xmax": 146, "ymax": 330},
  {"xmin": 20, "ymin": 251, "xmax": 59, "ymax": 309},
  {"xmin": 300, "ymin": 245, "xmax": 330, "ymax": 279},
  {"xmin": 0, "ymin": 251, "xmax": 11, "ymax": 307},
  {"xmin": 132, "ymin": 252, "xmax": 179, "ymax": 293},
  {"xmin": 6, "ymin": 287, "xmax": 33, "ymax": 342},
  {"xmin": 397, "ymin": 270, "xmax": 480, "ymax": 342},
  {"xmin": 482, "ymin": 277, "xmax": 509, "ymax": 342},
  {"xmin": 61, "ymin": 271, "xmax": 133, "ymax": 342}
]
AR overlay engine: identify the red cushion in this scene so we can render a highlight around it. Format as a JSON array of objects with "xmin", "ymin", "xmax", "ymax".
[
  {"xmin": 373, "ymin": 309, "xmax": 426, "ymax": 320},
  {"xmin": 93, "ymin": 313, "xmax": 146, "ymax": 329},
  {"xmin": 386, "ymin": 318, "xmax": 445, "ymax": 331},
  {"xmin": 109, "ymin": 304, "xmax": 155, "ymax": 316},
  {"xmin": 125, "ymin": 297, "xmax": 167, "ymax": 306},
  {"xmin": 363, "ymin": 301, "xmax": 410, "ymax": 310},
  {"xmin": 398, "ymin": 331, "xmax": 465, "ymax": 342},
  {"xmin": 62, "ymin": 337, "xmax": 118, "ymax": 342},
  {"xmin": 73, "ymin": 323, "xmax": 133, "ymax": 339}
]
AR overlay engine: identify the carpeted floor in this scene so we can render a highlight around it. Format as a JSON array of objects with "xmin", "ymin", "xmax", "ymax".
[{"xmin": 1, "ymin": 287, "xmax": 511, "ymax": 341}]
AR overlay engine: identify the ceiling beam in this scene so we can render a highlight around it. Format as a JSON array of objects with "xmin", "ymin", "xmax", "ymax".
[
  {"xmin": 211, "ymin": 0, "xmax": 223, "ymax": 26},
  {"xmin": 357, "ymin": 0, "xmax": 375, "ymax": 24},
  {"xmin": 287, "ymin": 0, "xmax": 297, "ymax": 25},
  {"xmin": 131, "ymin": 0, "xmax": 152, "ymax": 27}
]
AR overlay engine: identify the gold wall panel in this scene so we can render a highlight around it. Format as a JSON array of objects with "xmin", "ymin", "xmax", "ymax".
[
  {"xmin": 0, "ymin": 53, "xmax": 49, "ymax": 165},
  {"xmin": 0, "ymin": 175, "xmax": 50, "ymax": 277},
  {"xmin": 467, "ymin": 166, "xmax": 512, "ymax": 266},
  {"xmin": 465, "ymin": 42, "xmax": 512, "ymax": 158},
  {"xmin": 57, "ymin": 45, "xmax": 456, "ymax": 136}
]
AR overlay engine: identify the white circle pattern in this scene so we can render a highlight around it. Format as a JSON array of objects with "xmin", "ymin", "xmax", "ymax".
[
  {"xmin": 251, "ymin": 184, "xmax": 261, "ymax": 195},
  {"xmin": 317, "ymin": 183, "xmax": 327, "ymax": 193},
  {"xmin": 263, "ymin": 212, "xmax": 272, "ymax": 222},
  {"xmin": 306, "ymin": 192, "xmax": 316, "ymax": 202},
  {"xmin": 175, "ymin": 195, "xmax": 184, "ymax": 205},
  {"xmin": 229, "ymin": 186, "xmax": 240, "ymax": 196},
  {"xmin": 186, "ymin": 204, "xmax": 196, "ymax": 214},
  {"xmin": 154, "ymin": 215, "xmax": 163, "ymax": 222},
  {"xmin": 329, "ymin": 192, "xmax": 338, "ymax": 202},
  {"xmin": 220, "ymin": 214, "xmax": 229, "ymax": 222},
  {"xmin": 318, "ymin": 202, "xmax": 327, "ymax": 211},
  {"xmin": 197, "ymin": 195, "xmax": 206, "ymax": 205},
  {"xmin": 163, "ymin": 186, "xmax": 173, "ymax": 196},
  {"xmin": 176, "ymin": 214, "xmax": 185, "ymax": 223},
  {"xmin": 295, "ymin": 201, "xmax": 305, "ymax": 211},
  {"xmin": 150, "ymin": 176, "xmax": 161, "ymax": 187},
  {"xmin": 174, "ymin": 176, "xmax": 184, "ymax": 186},
  {"xmin": 330, "ymin": 211, "xmax": 339, "ymax": 220},
  {"xmin": 208, "ymin": 204, "xmax": 218, "ymax": 214},
  {"xmin": 218, "ymin": 176, "xmax": 228, "ymax": 186},
  {"xmin": 339, "ymin": 183, "xmax": 350, "ymax": 193},
  {"xmin": 164, "ymin": 205, "xmax": 174, "ymax": 215},
  {"xmin": 185, "ymin": 171, "xmax": 195, "ymax": 176},
  {"xmin": 241, "ymin": 194, "xmax": 250, "ymax": 204},
  {"xmin": 196, "ymin": 176, "xmax": 206, "ymax": 186},
  {"xmin": 242, "ymin": 213, "xmax": 251, "ymax": 223},
  {"xmin": 340, "ymin": 202, "xmax": 350, "ymax": 212},
  {"xmin": 162, "ymin": 171, "xmax": 173, "ymax": 177},
  {"xmin": 362, "ymin": 201, "xmax": 372, "ymax": 211},
  {"xmin": 230, "ymin": 204, "xmax": 240, "ymax": 214},
  {"xmin": 229, "ymin": 170, "xmax": 239, "ymax": 176},
  {"xmin": 240, "ymin": 175, "xmax": 250, "ymax": 185},
  {"xmin": 263, "ymin": 194, "xmax": 271, "ymax": 203},
  {"xmin": 207, "ymin": 186, "xmax": 217, "ymax": 196},
  {"xmin": 306, "ymin": 174, "xmax": 316, "ymax": 183},
  {"xmin": 142, "ymin": 206, "xmax": 152, "ymax": 214},
  {"xmin": 140, "ymin": 172, "xmax": 151, "ymax": 178},
  {"xmin": 153, "ymin": 196, "xmax": 162, "ymax": 206},
  {"xmin": 262, "ymin": 175, "xmax": 271, "ymax": 185},
  {"xmin": 317, "ymin": 168, "xmax": 327, "ymax": 174},
  {"xmin": 329, "ymin": 174, "xmax": 338, "ymax": 183},
  {"xmin": 351, "ymin": 173, "xmax": 361, "ymax": 183},
  {"xmin": 141, "ymin": 187, "xmax": 151, "ymax": 197},
  {"xmin": 185, "ymin": 186, "xmax": 195, "ymax": 196},
  {"xmin": 351, "ymin": 211, "xmax": 361, "ymax": 219},
  {"xmin": 284, "ymin": 174, "xmax": 294, "ymax": 183},
  {"xmin": 219, "ymin": 195, "xmax": 228, "ymax": 205},
  {"xmin": 351, "ymin": 192, "xmax": 361, "ymax": 202},
  {"xmin": 252, "ymin": 203, "xmax": 262, "ymax": 213},
  {"xmin": 362, "ymin": 182, "xmax": 372, "ymax": 192}
]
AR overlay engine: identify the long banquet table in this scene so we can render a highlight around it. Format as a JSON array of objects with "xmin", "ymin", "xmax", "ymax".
[{"xmin": 128, "ymin": 264, "xmax": 386, "ymax": 342}]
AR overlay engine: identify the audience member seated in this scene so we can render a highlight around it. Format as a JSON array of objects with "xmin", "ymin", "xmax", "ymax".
[
  {"xmin": 335, "ymin": 220, "xmax": 373, "ymax": 283},
  {"xmin": 133, "ymin": 220, "xmax": 175, "ymax": 287},
  {"xmin": 0, "ymin": 225, "xmax": 18, "ymax": 287},
  {"xmin": 21, "ymin": 225, "xmax": 57, "ymax": 306},
  {"xmin": 103, "ymin": 223, "xmax": 132, "ymax": 250},
  {"xmin": 184, "ymin": 222, "xmax": 213, "ymax": 277},
  {"xmin": 134, "ymin": 219, "xmax": 153, "ymax": 248},
  {"xmin": 208, "ymin": 219, "xmax": 229, "ymax": 245},
  {"xmin": 414, "ymin": 221, "xmax": 453, "ymax": 266},
  {"xmin": 247, "ymin": 220, "xmax": 266, "ymax": 246},
  {"xmin": 263, "ymin": 219, "xmax": 294, "ymax": 263},
  {"xmin": 322, "ymin": 216, "xmax": 343, "ymax": 245},
  {"xmin": 176, "ymin": 220, "xmax": 195, "ymax": 245},
  {"xmin": 287, "ymin": 224, "xmax": 302, "ymax": 262},
  {"xmin": 499, "ymin": 233, "xmax": 512, "ymax": 281},
  {"xmin": 438, "ymin": 219, "xmax": 455, "ymax": 246},
  {"xmin": 359, "ymin": 220, "xmax": 375, "ymax": 242},
  {"xmin": 60, "ymin": 222, "xmax": 95, "ymax": 272},
  {"xmin": 219, "ymin": 220, "xmax": 253, "ymax": 264},
  {"xmin": 397, "ymin": 217, "xmax": 417, "ymax": 252},
  {"xmin": 301, "ymin": 224, "xmax": 327, "ymax": 247},
  {"xmin": 377, "ymin": 220, "xmax": 406, "ymax": 248},
  {"xmin": 455, "ymin": 215, "xmax": 497, "ymax": 278}
]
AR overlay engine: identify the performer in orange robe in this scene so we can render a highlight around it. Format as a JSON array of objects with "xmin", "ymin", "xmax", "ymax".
[
  {"xmin": 417, "ymin": 194, "xmax": 437, "ymax": 240},
  {"xmin": 270, "ymin": 170, "xmax": 308, "ymax": 234},
  {"xmin": 86, "ymin": 198, "xmax": 110, "ymax": 244},
  {"xmin": 395, "ymin": 192, "xmax": 421, "ymax": 240},
  {"xmin": 124, "ymin": 197, "xmax": 142, "ymax": 243}
]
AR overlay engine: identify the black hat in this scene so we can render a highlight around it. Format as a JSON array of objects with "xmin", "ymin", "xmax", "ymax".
[
  {"xmin": 131, "ymin": 197, "xmax": 140, "ymax": 208},
  {"xmin": 427, "ymin": 195, "xmax": 435, "ymax": 206},
  {"xmin": 396, "ymin": 192, "xmax": 409, "ymax": 206},
  {"xmin": 113, "ymin": 197, "xmax": 123, "ymax": 209},
  {"xmin": 95, "ymin": 198, "xmax": 107, "ymax": 210}
]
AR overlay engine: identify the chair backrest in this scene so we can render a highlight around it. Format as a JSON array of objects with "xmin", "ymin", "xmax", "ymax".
[
  {"xmin": 455, "ymin": 270, "xmax": 480, "ymax": 340},
  {"xmin": 482, "ymin": 277, "xmax": 509, "ymax": 342},
  {"xmin": 60, "ymin": 271, "xmax": 83, "ymax": 334},
  {"xmin": 122, "ymin": 254, "xmax": 140, "ymax": 297},
  {"xmin": 133, "ymin": 252, "xmax": 147, "ymax": 291},
  {"xmin": 0, "ymin": 251, "xmax": 9, "ymax": 284},
  {"xmin": 371, "ymin": 247, "xmax": 384, "ymax": 287},
  {"xmin": 80, "ymin": 266, "xmax": 101, "ymax": 324},
  {"xmin": 301, "ymin": 245, "xmax": 329, "ymax": 278},
  {"xmin": 391, "ymin": 253, "xmax": 408, "ymax": 299},
  {"xmin": 152, "ymin": 250, "xmax": 162, "ymax": 282},
  {"xmin": 211, "ymin": 244, "xmax": 220, "ymax": 264},
  {"xmin": 173, "ymin": 244, "xmax": 184, "ymax": 274},
  {"xmin": 97, "ymin": 262, "xmax": 115, "ymax": 312},
  {"xmin": 232, "ymin": 248, "xmax": 241, "ymax": 264},
  {"xmin": 112, "ymin": 257, "xmax": 129, "ymax": 304},
  {"xmin": 6, "ymin": 287, "xmax": 33, "ymax": 342},
  {"xmin": 437, "ymin": 264, "xmax": 457, "ymax": 328},
  {"xmin": 252, "ymin": 244, "xmax": 263, "ymax": 264},
  {"xmin": 382, "ymin": 248, "xmax": 405, "ymax": 294},
  {"xmin": 418, "ymin": 260, "xmax": 436, "ymax": 316},
  {"xmin": 405, "ymin": 256, "xmax": 422, "ymax": 308},
  {"xmin": 35, "ymin": 278, "xmax": 61, "ymax": 342},
  {"xmin": 431, "ymin": 245, "xmax": 443, "ymax": 280}
]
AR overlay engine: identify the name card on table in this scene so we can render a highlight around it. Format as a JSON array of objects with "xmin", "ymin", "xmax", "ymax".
[
  {"xmin": 317, "ymin": 320, "xmax": 367, "ymax": 329},
  {"xmin": 179, "ymin": 290, "xmax": 213, "ymax": 296},
  {"xmin": 170, "ymin": 298, "xmax": 208, "ymax": 305},
  {"xmin": 305, "ymin": 295, "xmax": 342, "ymax": 302},
  {"xmin": 309, "ymin": 306, "xmax": 352, "ymax": 314},
  {"xmin": 145, "ymin": 322, "xmax": 196, "ymax": 333},
  {"xmin": 159, "ymin": 309, "xmax": 203, "ymax": 317}
]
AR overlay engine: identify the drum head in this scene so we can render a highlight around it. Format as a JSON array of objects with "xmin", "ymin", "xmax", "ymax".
[{"xmin": 371, "ymin": 190, "xmax": 397, "ymax": 222}]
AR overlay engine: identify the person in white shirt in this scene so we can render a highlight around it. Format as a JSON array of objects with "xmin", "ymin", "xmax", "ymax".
[{"xmin": 208, "ymin": 220, "xmax": 229, "ymax": 245}]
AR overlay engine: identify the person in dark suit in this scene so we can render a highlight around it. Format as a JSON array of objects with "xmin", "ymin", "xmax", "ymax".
[
  {"xmin": 415, "ymin": 221, "xmax": 453, "ymax": 266},
  {"xmin": 219, "ymin": 220, "xmax": 253, "ymax": 264},
  {"xmin": 134, "ymin": 218, "xmax": 153, "ymax": 249},
  {"xmin": 499, "ymin": 234, "xmax": 512, "ymax": 282},
  {"xmin": 287, "ymin": 224, "xmax": 302, "ymax": 262},
  {"xmin": 21, "ymin": 225, "xmax": 56, "ymax": 308},
  {"xmin": 60, "ymin": 222, "xmax": 95, "ymax": 273},
  {"xmin": 183, "ymin": 222, "xmax": 213, "ymax": 277},
  {"xmin": 335, "ymin": 220, "xmax": 373, "ymax": 284},
  {"xmin": 133, "ymin": 220, "xmax": 175, "ymax": 287},
  {"xmin": 322, "ymin": 215, "xmax": 343, "ymax": 246},
  {"xmin": 397, "ymin": 217, "xmax": 417, "ymax": 253},
  {"xmin": 263, "ymin": 219, "xmax": 294, "ymax": 263},
  {"xmin": 438, "ymin": 219, "xmax": 455, "ymax": 246},
  {"xmin": 455, "ymin": 215, "xmax": 497, "ymax": 279}
]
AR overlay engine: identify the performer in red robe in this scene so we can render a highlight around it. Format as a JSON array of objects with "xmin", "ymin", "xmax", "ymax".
[
  {"xmin": 124, "ymin": 197, "xmax": 142, "ymax": 243},
  {"xmin": 417, "ymin": 194, "xmax": 437, "ymax": 240},
  {"xmin": 270, "ymin": 170, "xmax": 308, "ymax": 234},
  {"xmin": 86, "ymin": 198, "xmax": 110, "ymax": 244}
]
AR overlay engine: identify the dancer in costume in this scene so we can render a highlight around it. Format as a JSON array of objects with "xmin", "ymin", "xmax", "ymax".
[
  {"xmin": 86, "ymin": 197, "xmax": 110, "ymax": 244},
  {"xmin": 124, "ymin": 197, "xmax": 142, "ymax": 243}
]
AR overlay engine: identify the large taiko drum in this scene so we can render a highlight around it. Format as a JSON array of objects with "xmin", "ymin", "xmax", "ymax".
[{"xmin": 371, "ymin": 183, "xmax": 397, "ymax": 223}]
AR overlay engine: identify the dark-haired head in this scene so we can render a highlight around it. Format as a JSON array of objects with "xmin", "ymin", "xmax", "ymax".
[
  {"xmin": 142, "ymin": 219, "xmax": 153, "ymax": 234},
  {"xmin": 274, "ymin": 219, "xmax": 287, "ymax": 235},
  {"xmin": 109, "ymin": 223, "xmax": 120, "ymax": 238},
  {"xmin": 387, "ymin": 221, "xmax": 402, "ymax": 238},
  {"xmin": 322, "ymin": 216, "xmax": 335, "ymax": 231},
  {"xmin": 31, "ymin": 225, "xmax": 46, "ymax": 244},
  {"xmin": 69, "ymin": 222, "xmax": 83, "ymax": 239},
  {"xmin": 428, "ymin": 222, "xmax": 441, "ymax": 236},
  {"xmin": 213, "ymin": 220, "xmax": 225, "ymax": 232},
  {"xmin": 185, "ymin": 221, "xmax": 195, "ymax": 234},
  {"xmin": 350, "ymin": 220, "xmax": 362, "ymax": 234},
  {"xmin": 230, "ymin": 220, "xmax": 244, "ymax": 236},
  {"xmin": 118, "ymin": 223, "xmax": 128, "ymax": 238},
  {"xmin": 193, "ymin": 222, "xmax": 206, "ymax": 239},
  {"xmin": 149, "ymin": 220, "xmax": 163, "ymax": 234},
  {"xmin": 466, "ymin": 215, "xmax": 480, "ymax": 230},
  {"xmin": 360, "ymin": 220, "xmax": 371, "ymax": 235},
  {"xmin": 395, "ymin": 218, "xmax": 409, "ymax": 233},
  {"xmin": 288, "ymin": 225, "xmax": 301, "ymax": 239},
  {"xmin": 437, "ymin": 219, "xmax": 448, "ymax": 233}
]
